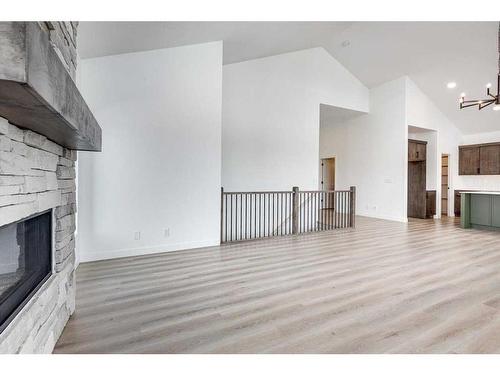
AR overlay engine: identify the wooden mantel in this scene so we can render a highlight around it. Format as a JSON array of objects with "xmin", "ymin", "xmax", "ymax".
[{"xmin": 0, "ymin": 22, "xmax": 102, "ymax": 151}]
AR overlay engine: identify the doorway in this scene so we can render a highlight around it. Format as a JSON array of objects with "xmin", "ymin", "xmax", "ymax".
[
  {"xmin": 408, "ymin": 139, "xmax": 427, "ymax": 219},
  {"xmin": 407, "ymin": 126, "xmax": 438, "ymax": 220},
  {"xmin": 441, "ymin": 154, "xmax": 449, "ymax": 216},
  {"xmin": 320, "ymin": 157, "xmax": 335, "ymax": 191},
  {"xmin": 320, "ymin": 157, "xmax": 335, "ymax": 223}
]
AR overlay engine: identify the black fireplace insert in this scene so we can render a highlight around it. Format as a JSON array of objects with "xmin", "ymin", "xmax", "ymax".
[{"xmin": 0, "ymin": 210, "xmax": 52, "ymax": 334}]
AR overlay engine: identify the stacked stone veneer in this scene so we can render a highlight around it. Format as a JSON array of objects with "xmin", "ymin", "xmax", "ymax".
[
  {"xmin": 0, "ymin": 117, "xmax": 77, "ymax": 353},
  {"xmin": 43, "ymin": 21, "xmax": 79, "ymax": 80},
  {"xmin": 0, "ymin": 21, "xmax": 79, "ymax": 353}
]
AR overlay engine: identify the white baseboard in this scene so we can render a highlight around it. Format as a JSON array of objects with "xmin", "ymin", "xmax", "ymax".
[
  {"xmin": 79, "ymin": 239, "xmax": 220, "ymax": 263},
  {"xmin": 357, "ymin": 212, "xmax": 408, "ymax": 223}
]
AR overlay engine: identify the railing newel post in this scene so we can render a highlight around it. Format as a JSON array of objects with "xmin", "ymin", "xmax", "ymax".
[
  {"xmin": 220, "ymin": 187, "xmax": 224, "ymax": 243},
  {"xmin": 350, "ymin": 186, "xmax": 356, "ymax": 228},
  {"xmin": 292, "ymin": 186, "xmax": 299, "ymax": 235}
]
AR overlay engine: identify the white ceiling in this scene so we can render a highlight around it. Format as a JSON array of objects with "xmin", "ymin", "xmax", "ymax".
[
  {"xmin": 320, "ymin": 104, "xmax": 366, "ymax": 126},
  {"xmin": 408, "ymin": 125, "xmax": 436, "ymax": 134},
  {"xmin": 329, "ymin": 22, "xmax": 499, "ymax": 135},
  {"xmin": 78, "ymin": 22, "xmax": 353, "ymax": 63},
  {"xmin": 78, "ymin": 21, "xmax": 500, "ymax": 134}
]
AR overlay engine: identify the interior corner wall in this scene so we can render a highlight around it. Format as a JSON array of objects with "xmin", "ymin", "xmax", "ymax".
[
  {"xmin": 320, "ymin": 77, "xmax": 408, "ymax": 222},
  {"xmin": 222, "ymin": 47, "xmax": 369, "ymax": 192},
  {"xmin": 408, "ymin": 130, "xmax": 438, "ymax": 192},
  {"xmin": 77, "ymin": 41, "xmax": 223, "ymax": 262},
  {"xmin": 405, "ymin": 77, "xmax": 462, "ymax": 216}
]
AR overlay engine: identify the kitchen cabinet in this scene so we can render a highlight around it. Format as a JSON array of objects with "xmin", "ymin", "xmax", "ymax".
[
  {"xmin": 459, "ymin": 143, "xmax": 500, "ymax": 175},
  {"xmin": 459, "ymin": 146, "xmax": 480, "ymax": 175},
  {"xmin": 408, "ymin": 140, "xmax": 427, "ymax": 162}
]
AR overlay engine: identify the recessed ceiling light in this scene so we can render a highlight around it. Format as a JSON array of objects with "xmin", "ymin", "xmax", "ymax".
[
  {"xmin": 341, "ymin": 40, "xmax": 351, "ymax": 47},
  {"xmin": 493, "ymin": 105, "xmax": 500, "ymax": 111},
  {"xmin": 447, "ymin": 82, "xmax": 457, "ymax": 89}
]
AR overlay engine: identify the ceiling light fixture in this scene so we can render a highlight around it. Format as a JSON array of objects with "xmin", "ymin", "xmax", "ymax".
[
  {"xmin": 460, "ymin": 22, "xmax": 500, "ymax": 110},
  {"xmin": 447, "ymin": 82, "xmax": 457, "ymax": 89}
]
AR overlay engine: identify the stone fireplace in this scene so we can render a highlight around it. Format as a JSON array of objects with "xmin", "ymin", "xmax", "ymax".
[{"xmin": 0, "ymin": 22, "xmax": 101, "ymax": 353}]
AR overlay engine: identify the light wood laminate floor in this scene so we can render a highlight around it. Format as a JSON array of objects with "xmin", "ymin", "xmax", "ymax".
[{"xmin": 55, "ymin": 216, "xmax": 500, "ymax": 354}]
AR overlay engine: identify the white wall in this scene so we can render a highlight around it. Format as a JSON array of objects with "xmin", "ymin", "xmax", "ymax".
[
  {"xmin": 77, "ymin": 42, "xmax": 223, "ymax": 262},
  {"xmin": 222, "ymin": 47, "xmax": 369, "ymax": 192},
  {"xmin": 320, "ymin": 77, "xmax": 408, "ymax": 222}
]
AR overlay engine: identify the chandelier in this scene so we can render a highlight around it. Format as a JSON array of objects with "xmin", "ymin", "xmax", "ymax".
[{"xmin": 460, "ymin": 22, "xmax": 500, "ymax": 111}]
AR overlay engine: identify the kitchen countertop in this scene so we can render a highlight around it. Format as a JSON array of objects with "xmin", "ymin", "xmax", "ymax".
[{"xmin": 460, "ymin": 191, "xmax": 500, "ymax": 196}]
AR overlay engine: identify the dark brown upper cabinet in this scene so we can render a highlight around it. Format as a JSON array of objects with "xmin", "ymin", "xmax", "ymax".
[
  {"xmin": 459, "ymin": 146, "xmax": 480, "ymax": 175},
  {"xmin": 479, "ymin": 144, "xmax": 500, "ymax": 175},
  {"xmin": 408, "ymin": 139, "xmax": 427, "ymax": 162},
  {"xmin": 459, "ymin": 143, "xmax": 500, "ymax": 175}
]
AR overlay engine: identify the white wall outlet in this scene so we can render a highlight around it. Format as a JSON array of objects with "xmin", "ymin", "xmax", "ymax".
[
  {"xmin": 134, "ymin": 231, "xmax": 141, "ymax": 240},
  {"xmin": 164, "ymin": 228, "xmax": 170, "ymax": 237}
]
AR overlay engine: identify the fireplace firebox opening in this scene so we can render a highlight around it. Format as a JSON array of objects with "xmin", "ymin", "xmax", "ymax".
[{"xmin": 0, "ymin": 210, "xmax": 53, "ymax": 334}]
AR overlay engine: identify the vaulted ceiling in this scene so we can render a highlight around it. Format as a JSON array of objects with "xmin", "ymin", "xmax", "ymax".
[{"xmin": 78, "ymin": 21, "xmax": 499, "ymax": 134}]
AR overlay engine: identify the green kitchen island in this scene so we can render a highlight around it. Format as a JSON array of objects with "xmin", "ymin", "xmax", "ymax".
[{"xmin": 461, "ymin": 191, "xmax": 500, "ymax": 230}]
